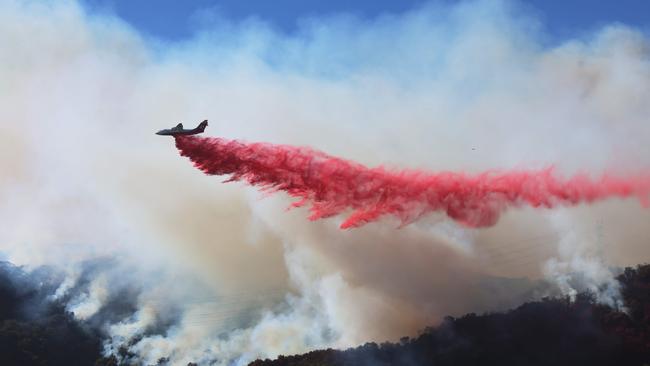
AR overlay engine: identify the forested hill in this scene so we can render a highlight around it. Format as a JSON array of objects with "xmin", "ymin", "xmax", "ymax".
[
  {"xmin": 1, "ymin": 261, "xmax": 649, "ymax": 365},
  {"xmin": 251, "ymin": 264, "xmax": 650, "ymax": 366},
  {"xmin": 0, "ymin": 262, "xmax": 116, "ymax": 365}
]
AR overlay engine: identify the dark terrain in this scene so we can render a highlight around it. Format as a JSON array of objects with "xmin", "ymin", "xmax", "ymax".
[
  {"xmin": 0, "ymin": 262, "xmax": 116, "ymax": 365},
  {"xmin": 251, "ymin": 264, "xmax": 650, "ymax": 366},
  {"xmin": 1, "ymin": 261, "xmax": 649, "ymax": 366}
]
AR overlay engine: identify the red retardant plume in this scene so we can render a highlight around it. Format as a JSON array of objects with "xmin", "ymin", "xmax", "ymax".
[{"xmin": 174, "ymin": 136, "xmax": 650, "ymax": 229}]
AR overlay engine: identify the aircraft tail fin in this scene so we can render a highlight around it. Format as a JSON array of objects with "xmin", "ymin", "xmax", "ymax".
[{"xmin": 198, "ymin": 120, "xmax": 208, "ymax": 132}]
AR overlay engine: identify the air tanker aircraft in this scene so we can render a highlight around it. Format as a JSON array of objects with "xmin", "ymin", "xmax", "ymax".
[{"xmin": 156, "ymin": 120, "xmax": 208, "ymax": 136}]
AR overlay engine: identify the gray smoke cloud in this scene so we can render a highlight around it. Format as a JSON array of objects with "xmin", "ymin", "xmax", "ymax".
[{"xmin": 1, "ymin": 0, "xmax": 650, "ymax": 364}]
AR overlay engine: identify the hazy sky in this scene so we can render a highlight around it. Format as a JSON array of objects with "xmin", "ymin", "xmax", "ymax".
[{"xmin": 81, "ymin": 0, "xmax": 650, "ymax": 41}]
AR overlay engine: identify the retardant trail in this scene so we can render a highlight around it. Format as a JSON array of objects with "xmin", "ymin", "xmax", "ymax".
[{"xmin": 175, "ymin": 136, "xmax": 650, "ymax": 229}]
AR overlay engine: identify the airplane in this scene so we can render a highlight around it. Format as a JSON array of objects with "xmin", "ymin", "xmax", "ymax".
[{"xmin": 156, "ymin": 120, "xmax": 208, "ymax": 136}]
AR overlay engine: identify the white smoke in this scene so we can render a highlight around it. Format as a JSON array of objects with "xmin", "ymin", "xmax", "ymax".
[
  {"xmin": 1, "ymin": 0, "xmax": 650, "ymax": 364},
  {"xmin": 543, "ymin": 208, "xmax": 626, "ymax": 308}
]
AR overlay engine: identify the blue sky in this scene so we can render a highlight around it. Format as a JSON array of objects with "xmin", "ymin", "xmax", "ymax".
[{"xmin": 83, "ymin": 0, "xmax": 649, "ymax": 41}]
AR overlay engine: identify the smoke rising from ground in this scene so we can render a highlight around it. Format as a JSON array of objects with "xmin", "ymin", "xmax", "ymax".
[{"xmin": 1, "ymin": 0, "xmax": 650, "ymax": 364}]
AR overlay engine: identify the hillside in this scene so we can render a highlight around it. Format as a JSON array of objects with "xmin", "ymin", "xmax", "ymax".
[
  {"xmin": 1, "ymin": 262, "xmax": 649, "ymax": 365},
  {"xmin": 251, "ymin": 265, "xmax": 650, "ymax": 366}
]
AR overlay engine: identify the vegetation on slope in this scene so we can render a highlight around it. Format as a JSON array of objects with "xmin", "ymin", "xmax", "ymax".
[
  {"xmin": 251, "ymin": 264, "xmax": 650, "ymax": 366},
  {"xmin": 1, "ymin": 261, "xmax": 649, "ymax": 365}
]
